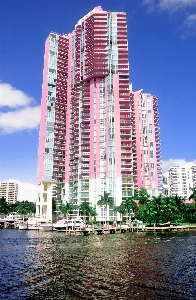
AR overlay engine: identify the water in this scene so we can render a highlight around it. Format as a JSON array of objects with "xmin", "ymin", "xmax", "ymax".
[{"xmin": 0, "ymin": 229, "xmax": 195, "ymax": 300}]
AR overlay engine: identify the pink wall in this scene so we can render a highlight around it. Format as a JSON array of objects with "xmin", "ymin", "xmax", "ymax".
[
  {"xmin": 133, "ymin": 92, "xmax": 159, "ymax": 191},
  {"xmin": 37, "ymin": 36, "xmax": 50, "ymax": 184},
  {"xmin": 113, "ymin": 74, "xmax": 121, "ymax": 178},
  {"xmin": 151, "ymin": 96, "xmax": 159, "ymax": 190},
  {"xmin": 105, "ymin": 76, "xmax": 109, "ymax": 178},
  {"xmin": 148, "ymin": 95, "xmax": 156, "ymax": 190},
  {"xmin": 96, "ymin": 78, "xmax": 100, "ymax": 178},
  {"xmin": 89, "ymin": 78, "xmax": 94, "ymax": 179},
  {"xmin": 133, "ymin": 91, "xmax": 143, "ymax": 188},
  {"xmin": 65, "ymin": 34, "xmax": 72, "ymax": 183}
]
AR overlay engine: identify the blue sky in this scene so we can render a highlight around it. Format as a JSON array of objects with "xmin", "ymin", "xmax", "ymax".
[{"xmin": 0, "ymin": 0, "xmax": 196, "ymax": 200}]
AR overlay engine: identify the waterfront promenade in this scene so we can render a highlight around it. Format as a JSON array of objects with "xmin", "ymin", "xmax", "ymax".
[{"xmin": 1, "ymin": 218, "xmax": 196, "ymax": 235}]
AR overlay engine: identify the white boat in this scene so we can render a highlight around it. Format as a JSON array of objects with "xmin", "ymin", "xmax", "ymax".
[
  {"xmin": 67, "ymin": 218, "xmax": 86, "ymax": 230},
  {"xmin": 53, "ymin": 218, "xmax": 86, "ymax": 231},
  {"xmin": 40, "ymin": 222, "xmax": 56, "ymax": 231},
  {"xmin": 53, "ymin": 218, "xmax": 68, "ymax": 231},
  {"xmin": 0, "ymin": 215, "xmax": 23, "ymax": 228},
  {"xmin": 18, "ymin": 223, "xmax": 28, "ymax": 230},
  {"xmin": 18, "ymin": 217, "xmax": 49, "ymax": 230}
]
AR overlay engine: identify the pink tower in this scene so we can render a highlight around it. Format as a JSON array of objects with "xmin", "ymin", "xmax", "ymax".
[{"xmin": 37, "ymin": 7, "xmax": 162, "ymax": 221}]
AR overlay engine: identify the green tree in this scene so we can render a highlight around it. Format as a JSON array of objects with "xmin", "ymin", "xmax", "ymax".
[
  {"xmin": 171, "ymin": 195, "xmax": 186, "ymax": 216},
  {"xmin": 189, "ymin": 187, "xmax": 196, "ymax": 202},
  {"xmin": 59, "ymin": 201, "xmax": 74, "ymax": 219},
  {"xmin": 189, "ymin": 187, "xmax": 196, "ymax": 213},
  {"xmin": 89, "ymin": 206, "xmax": 97, "ymax": 223},
  {"xmin": 79, "ymin": 200, "xmax": 97, "ymax": 223},
  {"xmin": 137, "ymin": 194, "xmax": 187, "ymax": 226},
  {"xmin": 0, "ymin": 197, "xmax": 9, "ymax": 216},
  {"xmin": 97, "ymin": 191, "xmax": 113, "ymax": 224},
  {"xmin": 137, "ymin": 195, "xmax": 165, "ymax": 226},
  {"xmin": 123, "ymin": 197, "xmax": 138, "ymax": 222},
  {"xmin": 137, "ymin": 201, "xmax": 154, "ymax": 226},
  {"xmin": 184, "ymin": 203, "xmax": 196, "ymax": 223},
  {"xmin": 79, "ymin": 200, "xmax": 90, "ymax": 221},
  {"xmin": 8, "ymin": 202, "xmax": 18, "ymax": 214},
  {"xmin": 52, "ymin": 198, "xmax": 56, "ymax": 214},
  {"xmin": 134, "ymin": 187, "xmax": 150, "ymax": 204},
  {"xmin": 113, "ymin": 202, "xmax": 126, "ymax": 222},
  {"xmin": 15, "ymin": 201, "xmax": 36, "ymax": 220}
]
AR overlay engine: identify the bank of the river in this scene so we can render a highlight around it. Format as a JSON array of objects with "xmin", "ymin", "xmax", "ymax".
[
  {"xmin": 1, "ymin": 217, "xmax": 196, "ymax": 234},
  {"xmin": 0, "ymin": 229, "xmax": 195, "ymax": 299}
]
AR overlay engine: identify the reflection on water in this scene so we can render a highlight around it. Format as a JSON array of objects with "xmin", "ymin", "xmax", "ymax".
[{"xmin": 0, "ymin": 230, "xmax": 195, "ymax": 299}]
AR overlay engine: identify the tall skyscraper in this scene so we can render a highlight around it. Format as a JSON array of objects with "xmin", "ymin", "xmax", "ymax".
[
  {"xmin": 132, "ymin": 91, "xmax": 162, "ymax": 195},
  {"xmin": 37, "ymin": 6, "xmax": 162, "ymax": 221}
]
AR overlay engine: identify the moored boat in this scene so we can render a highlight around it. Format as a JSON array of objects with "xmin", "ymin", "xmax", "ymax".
[
  {"xmin": 0, "ymin": 215, "xmax": 23, "ymax": 228},
  {"xmin": 18, "ymin": 217, "xmax": 49, "ymax": 230},
  {"xmin": 53, "ymin": 218, "xmax": 68, "ymax": 231},
  {"xmin": 53, "ymin": 218, "xmax": 86, "ymax": 231}
]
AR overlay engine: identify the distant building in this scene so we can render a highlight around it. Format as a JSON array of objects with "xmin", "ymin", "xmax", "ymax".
[
  {"xmin": 191, "ymin": 163, "xmax": 196, "ymax": 189},
  {"xmin": 132, "ymin": 91, "xmax": 162, "ymax": 195},
  {"xmin": 0, "ymin": 182, "xmax": 18, "ymax": 204},
  {"xmin": 163, "ymin": 162, "xmax": 196, "ymax": 199}
]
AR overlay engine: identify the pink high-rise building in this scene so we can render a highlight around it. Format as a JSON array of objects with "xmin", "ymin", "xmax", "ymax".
[
  {"xmin": 132, "ymin": 91, "xmax": 162, "ymax": 195},
  {"xmin": 37, "ymin": 7, "xmax": 161, "ymax": 221}
]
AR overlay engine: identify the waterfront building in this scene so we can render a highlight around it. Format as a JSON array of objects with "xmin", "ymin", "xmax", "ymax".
[
  {"xmin": 163, "ymin": 162, "xmax": 196, "ymax": 199},
  {"xmin": 132, "ymin": 90, "xmax": 162, "ymax": 195},
  {"xmin": 162, "ymin": 171, "xmax": 169, "ymax": 196},
  {"xmin": 192, "ymin": 162, "xmax": 196, "ymax": 189},
  {"xmin": 0, "ymin": 182, "xmax": 18, "ymax": 204},
  {"xmin": 37, "ymin": 6, "xmax": 162, "ymax": 221}
]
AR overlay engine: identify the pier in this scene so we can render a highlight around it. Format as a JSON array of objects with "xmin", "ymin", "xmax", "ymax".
[
  {"xmin": 57, "ymin": 224, "xmax": 196, "ymax": 236},
  {"xmin": 1, "ymin": 219, "xmax": 196, "ymax": 234},
  {"xmin": 0, "ymin": 218, "xmax": 18, "ymax": 229}
]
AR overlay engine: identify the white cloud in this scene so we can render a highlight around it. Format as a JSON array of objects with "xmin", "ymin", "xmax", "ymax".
[
  {"xmin": 183, "ymin": 13, "xmax": 196, "ymax": 36},
  {"xmin": 7, "ymin": 179, "xmax": 37, "ymax": 202},
  {"xmin": 0, "ymin": 82, "xmax": 40, "ymax": 134},
  {"xmin": 143, "ymin": 0, "xmax": 196, "ymax": 11},
  {"xmin": 143, "ymin": 0, "xmax": 196, "ymax": 37},
  {"xmin": 159, "ymin": 0, "xmax": 196, "ymax": 11},
  {"xmin": 143, "ymin": 0, "xmax": 156, "ymax": 11},
  {"xmin": 0, "ymin": 106, "xmax": 40, "ymax": 134},
  {"xmin": 162, "ymin": 158, "xmax": 196, "ymax": 172},
  {"xmin": 0, "ymin": 82, "xmax": 33, "ymax": 108}
]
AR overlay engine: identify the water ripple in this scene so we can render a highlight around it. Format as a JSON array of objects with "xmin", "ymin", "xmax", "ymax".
[{"xmin": 0, "ymin": 230, "xmax": 195, "ymax": 299}]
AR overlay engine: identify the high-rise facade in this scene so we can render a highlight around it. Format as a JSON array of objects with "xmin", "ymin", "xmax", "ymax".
[
  {"xmin": 37, "ymin": 6, "xmax": 161, "ymax": 221},
  {"xmin": 163, "ymin": 163, "xmax": 196, "ymax": 199},
  {"xmin": 0, "ymin": 182, "xmax": 18, "ymax": 204},
  {"xmin": 132, "ymin": 91, "xmax": 162, "ymax": 195}
]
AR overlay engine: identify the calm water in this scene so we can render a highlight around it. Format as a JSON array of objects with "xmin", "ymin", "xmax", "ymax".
[{"xmin": 0, "ymin": 229, "xmax": 195, "ymax": 300}]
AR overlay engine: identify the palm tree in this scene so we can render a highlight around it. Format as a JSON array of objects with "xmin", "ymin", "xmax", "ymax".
[
  {"xmin": 59, "ymin": 201, "xmax": 74, "ymax": 219},
  {"xmin": 123, "ymin": 197, "xmax": 138, "ymax": 223},
  {"xmin": 97, "ymin": 191, "xmax": 113, "ymax": 224},
  {"xmin": 79, "ymin": 200, "xmax": 91, "ymax": 223},
  {"xmin": 114, "ymin": 202, "xmax": 126, "ymax": 223},
  {"xmin": 89, "ymin": 206, "xmax": 97, "ymax": 223}
]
